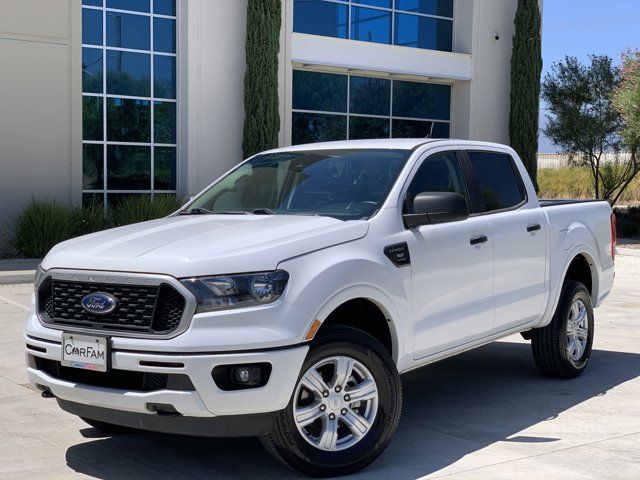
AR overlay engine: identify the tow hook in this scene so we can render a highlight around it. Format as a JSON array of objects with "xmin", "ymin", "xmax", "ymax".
[
  {"xmin": 41, "ymin": 389, "xmax": 55, "ymax": 399},
  {"xmin": 146, "ymin": 403, "xmax": 182, "ymax": 417}
]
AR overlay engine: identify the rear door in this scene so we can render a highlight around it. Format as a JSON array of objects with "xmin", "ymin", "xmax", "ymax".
[{"xmin": 464, "ymin": 151, "xmax": 547, "ymax": 330}]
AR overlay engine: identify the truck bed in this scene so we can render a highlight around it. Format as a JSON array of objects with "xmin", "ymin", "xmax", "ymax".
[{"xmin": 539, "ymin": 199, "xmax": 607, "ymax": 208}]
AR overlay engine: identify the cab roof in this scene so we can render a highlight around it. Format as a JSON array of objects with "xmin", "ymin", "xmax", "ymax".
[{"xmin": 261, "ymin": 138, "xmax": 510, "ymax": 155}]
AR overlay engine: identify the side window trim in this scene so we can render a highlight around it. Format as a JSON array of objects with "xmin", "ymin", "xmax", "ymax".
[
  {"xmin": 402, "ymin": 149, "xmax": 471, "ymax": 215},
  {"xmin": 464, "ymin": 149, "xmax": 528, "ymax": 216},
  {"xmin": 457, "ymin": 151, "xmax": 483, "ymax": 214}
]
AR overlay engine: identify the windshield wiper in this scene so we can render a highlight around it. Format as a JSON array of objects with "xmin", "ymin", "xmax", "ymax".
[
  {"xmin": 252, "ymin": 208, "xmax": 276, "ymax": 215},
  {"xmin": 177, "ymin": 207, "xmax": 215, "ymax": 215},
  {"xmin": 179, "ymin": 208, "xmax": 255, "ymax": 216}
]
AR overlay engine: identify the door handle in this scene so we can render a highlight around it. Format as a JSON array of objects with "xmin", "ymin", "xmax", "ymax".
[
  {"xmin": 527, "ymin": 224, "xmax": 542, "ymax": 233},
  {"xmin": 470, "ymin": 235, "xmax": 488, "ymax": 245}
]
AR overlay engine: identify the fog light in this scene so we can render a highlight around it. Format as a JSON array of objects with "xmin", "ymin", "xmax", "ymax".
[
  {"xmin": 212, "ymin": 363, "xmax": 272, "ymax": 391},
  {"xmin": 234, "ymin": 366, "xmax": 252, "ymax": 383},
  {"xmin": 232, "ymin": 365, "xmax": 261, "ymax": 385}
]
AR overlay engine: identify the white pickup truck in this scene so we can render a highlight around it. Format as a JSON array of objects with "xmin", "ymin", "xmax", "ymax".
[{"xmin": 25, "ymin": 139, "xmax": 616, "ymax": 477}]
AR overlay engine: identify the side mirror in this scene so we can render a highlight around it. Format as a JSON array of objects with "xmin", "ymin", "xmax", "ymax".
[{"xmin": 403, "ymin": 192, "xmax": 469, "ymax": 229}]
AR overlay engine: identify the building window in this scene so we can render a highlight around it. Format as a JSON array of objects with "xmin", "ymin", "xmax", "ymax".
[
  {"xmin": 293, "ymin": 0, "xmax": 453, "ymax": 52},
  {"xmin": 81, "ymin": 0, "xmax": 177, "ymax": 209},
  {"xmin": 292, "ymin": 70, "xmax": 451, "ymax": 145}
]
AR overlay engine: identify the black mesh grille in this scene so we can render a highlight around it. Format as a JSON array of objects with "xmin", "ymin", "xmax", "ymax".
[
  {"xmin": 38, "ymin": 279, "xmax": 186, "ymax": 335},
  {"xmin": 32, "ymin": 356, "xmax": 194, "ymax": 392},
  {"xmin": 152, "ymin": 285, "xmax": 186, "ymax": 333}
]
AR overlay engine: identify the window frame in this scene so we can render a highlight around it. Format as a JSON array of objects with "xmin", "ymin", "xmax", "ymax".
[
  {"xmin": 291, "ymin": 69, "xmax": 452, "ymax": 145},
  {"xmin": 293, "ymin": 0, "xmax": 455, "ymax": 53},
  {"xmin": 461, "ymin": 150, "xmax": 528, "ymax": 216},
  {"xmin": 401, "ymin": 149, "xmax": 474, "ymax": 219},
  {"xmin": 81, "ymin": 1, "xmax": 178, "ymax": 210}
]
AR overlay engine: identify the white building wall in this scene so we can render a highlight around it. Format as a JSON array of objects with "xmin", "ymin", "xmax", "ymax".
[
  {"xmin": 468, "ymin": 0, "xmax": 519, "ymax": 144},
  {"xmin": 181, "ymin": 0, "xmax": 248, "ymax": 198},
  {"xmin": 0, "ymin": 0, "xmax": 82, "ymax": 237}
]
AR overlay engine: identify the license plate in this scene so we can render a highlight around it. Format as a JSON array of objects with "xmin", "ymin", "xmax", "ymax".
[{"xmin": 61, "ymin": 333, "xmax": 109, "ymax": 372}]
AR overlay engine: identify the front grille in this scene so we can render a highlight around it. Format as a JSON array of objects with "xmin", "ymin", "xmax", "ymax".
[
  {"xmin": 31, "ymin": 356, "xmax": 195, "ymax": 392},
  {"xmin": 38, "ymin": 278, "xmax": 186, "ymax": 335}
]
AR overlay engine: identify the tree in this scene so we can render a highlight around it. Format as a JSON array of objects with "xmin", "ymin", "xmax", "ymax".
[
  {"xmin": 509, "ymin": 0, "xmax": 543, "ymax": 191},
  {"xmin": 242, "ymin": 0, "xmax": 282, "ymax": 159},
  {"xmin": 610, "ymin": 50, "xmax": 640, "ymax": 204},
  {"xmin": 541, "ymin": 55, "xmax": 630, "ymax": 203}
]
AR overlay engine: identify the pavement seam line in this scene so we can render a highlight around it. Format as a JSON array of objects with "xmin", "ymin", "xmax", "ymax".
[
  {"xmin": 427, "ymin": 431, "xmax": 640, "ymax": 479},
  {"xmin": 0, "ymin": 293, "xmax": 30, "ymax": 312}
]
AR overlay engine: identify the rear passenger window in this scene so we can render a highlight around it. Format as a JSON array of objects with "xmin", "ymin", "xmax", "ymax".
[
  {"xmin": 405, "ymin": 152, "xmax": 469, "ymax": 211},
  {"xmin": 467, "ymin": 152, "xmax": 525, "ymax": 212}
]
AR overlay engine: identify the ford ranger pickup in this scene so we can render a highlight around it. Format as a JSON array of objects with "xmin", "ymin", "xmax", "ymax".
[{"xmin": 25, "ymin": 139, "xmax": 616, "ymax": 477}]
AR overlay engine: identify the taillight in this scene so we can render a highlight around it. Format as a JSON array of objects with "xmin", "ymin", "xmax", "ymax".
[{"xmin": 610, "ymin": 213, "xmax": 617, "ymax": 261}]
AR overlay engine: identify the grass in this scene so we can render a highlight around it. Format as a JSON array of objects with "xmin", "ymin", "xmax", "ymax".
[
  {"xmin": 538, "ymin": 167, "xmax": 640, "ymax": 238},
  {"xmin": 538, "ymin": 167, "xmax": 640, "ymax": 204},
  {"xmin": 8, "ymin": 195, "xmax": 184, "ymax": 258}
]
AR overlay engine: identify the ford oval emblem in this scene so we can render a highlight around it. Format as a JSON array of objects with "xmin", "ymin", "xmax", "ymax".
[{"xmin": 81, "ymin": 292, "xmax": 119, "ymax": 315}]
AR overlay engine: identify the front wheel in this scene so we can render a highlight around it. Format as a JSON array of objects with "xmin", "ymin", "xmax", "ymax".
[
  {"xmin": 260, "ymin": 326, "xmax": 402, "ymax": 477},
  {"xmin": 531, "ymin": 280, "xmax": 594, "ymax": 378}
]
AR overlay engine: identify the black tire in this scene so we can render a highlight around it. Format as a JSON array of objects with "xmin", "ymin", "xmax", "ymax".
[
  {"xmin": 260, "ymin": 326, "xmax": 402, "ymax": 477},
  {"xmin": 531, "ymin": 280, "xmax": 594, "ymax": 378},
  {"xmin": 80, "ymin": 417, "xmax": 136, "ymax": 434}
]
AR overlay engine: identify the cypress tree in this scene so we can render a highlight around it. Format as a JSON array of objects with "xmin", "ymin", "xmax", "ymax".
[
  {"xmin": 509, "ymin": 0, "xmax": 543, "ymax": 190},
  {"xmin": 242, "ymin": 0, "xmax": 282, "ymax": 159}
]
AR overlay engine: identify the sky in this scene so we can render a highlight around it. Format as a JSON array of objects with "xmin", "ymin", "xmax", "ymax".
[{"xmin": 539, "ymin": 0, "xmax": 640, "ymax": 152}]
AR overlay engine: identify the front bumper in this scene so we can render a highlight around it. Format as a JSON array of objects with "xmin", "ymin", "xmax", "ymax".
[{"xmin": 26, "ymin": 333, "xmax": 308, "ymax": 420}]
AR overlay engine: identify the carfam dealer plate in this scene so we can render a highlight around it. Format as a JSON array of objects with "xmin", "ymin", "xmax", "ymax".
[{"xmin": 61, "ymin": 333, "xmax": 109, "ymax": 372}]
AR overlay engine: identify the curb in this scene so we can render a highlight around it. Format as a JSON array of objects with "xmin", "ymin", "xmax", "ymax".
[
  {"xmin": 0, "ymin": 258, "xmax": 40, "ymax": 285},
  {"xmin": 0, "ymin": 271, "xmax": 36, "ymax": 285}
]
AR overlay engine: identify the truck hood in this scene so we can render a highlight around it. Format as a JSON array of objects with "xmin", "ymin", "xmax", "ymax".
[{"xmin": 43, "ymin": 215, "xmax": 369, "ymax": 278}]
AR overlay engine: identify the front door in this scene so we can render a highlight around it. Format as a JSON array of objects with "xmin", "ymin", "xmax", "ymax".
[{"xmin": 405, "ymin": 151, "xmax": 495, "ymax": 360}]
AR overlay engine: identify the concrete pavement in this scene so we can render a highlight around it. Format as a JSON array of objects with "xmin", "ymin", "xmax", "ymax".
[{"xmin": 0, "ymin": 254, "xmax": 639, "ymax": 479}]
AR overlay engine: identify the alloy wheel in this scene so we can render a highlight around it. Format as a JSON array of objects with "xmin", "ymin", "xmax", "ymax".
[{"xmin": 292, "ymin": 355, "xmax": 379, "ymax": 452}]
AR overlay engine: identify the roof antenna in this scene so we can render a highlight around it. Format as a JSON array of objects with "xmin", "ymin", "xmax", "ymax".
[{"xmin": 425, "ymin": 122, "xmax": 435, "ymax": 139}]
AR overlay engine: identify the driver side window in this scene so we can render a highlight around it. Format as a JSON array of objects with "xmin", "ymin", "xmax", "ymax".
[{"xmin": 405, "ymin": 152, "xmax": 469, "ymax": 213}]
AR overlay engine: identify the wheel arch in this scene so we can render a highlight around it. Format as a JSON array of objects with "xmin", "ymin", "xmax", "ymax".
[
  {"xmin": 541, "ymin": 246, "xmax": 600, "ymax": 327},
  {"xmin": 308, "ymin": 286, "xmax": 405, "ymax": 366}
]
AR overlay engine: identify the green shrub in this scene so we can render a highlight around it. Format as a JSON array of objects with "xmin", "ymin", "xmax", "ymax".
[
  {"xmin": 69, "ymin": 202, "xmax": 108, "ymax": 237},
  {"xmin": 509, "ymin": 0, "xmax": 543, "ymax": 189},
  {"xmin": 242, "ymin": 0, "xmax": 281, "ymax": 158},
  {"xmin": 615, "ymin": 206, "xmax": 640, "ymax": 238},
  {"xmin": 10, "ymin": 195, "xmax": 183, "ymax": 258},
  {"xmin": 109, "ymin": 194, "xmax": 183, "ymax": 227},
  {"xmin": 11, "ymin": 199, "xmax": 73, "ymax": 258}
]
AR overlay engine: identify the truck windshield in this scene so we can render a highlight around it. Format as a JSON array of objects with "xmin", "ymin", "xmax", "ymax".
[{"xmin": 184, "ymin": 149, "xmax": 411, "ymax": 220}]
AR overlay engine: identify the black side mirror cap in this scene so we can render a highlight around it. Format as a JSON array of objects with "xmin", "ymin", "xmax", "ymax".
[{"xmin": 403, "ymin": 192, "xmax": 469, "ymax": 229}]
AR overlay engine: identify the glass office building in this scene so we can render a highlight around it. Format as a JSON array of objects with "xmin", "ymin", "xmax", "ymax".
[{"xmin": 1, "ymin": 0, "xmax": 527, "ymax": 223}]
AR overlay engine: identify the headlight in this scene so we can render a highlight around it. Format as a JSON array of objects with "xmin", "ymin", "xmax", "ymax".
[
  {"xmin": 182, "ymin": 270, "xmax": 289, "ymax": 313},
  {"xmin": 34, "ymin": 264, "xmax": 46, "ymax": 288}
]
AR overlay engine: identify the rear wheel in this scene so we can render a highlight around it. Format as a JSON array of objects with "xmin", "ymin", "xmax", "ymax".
[
  {"xmin": 260, "ymin": 326, "xmax": 402, "ymax": 477},
  {"xmin": 531, "ymin": 280, "xmax": 594, "ymax": 378}
]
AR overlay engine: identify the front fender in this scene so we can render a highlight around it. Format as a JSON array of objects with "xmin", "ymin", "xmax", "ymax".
[{"xmin": 278, "ymin": 244, "xmax": 412, "ymax": 370}]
